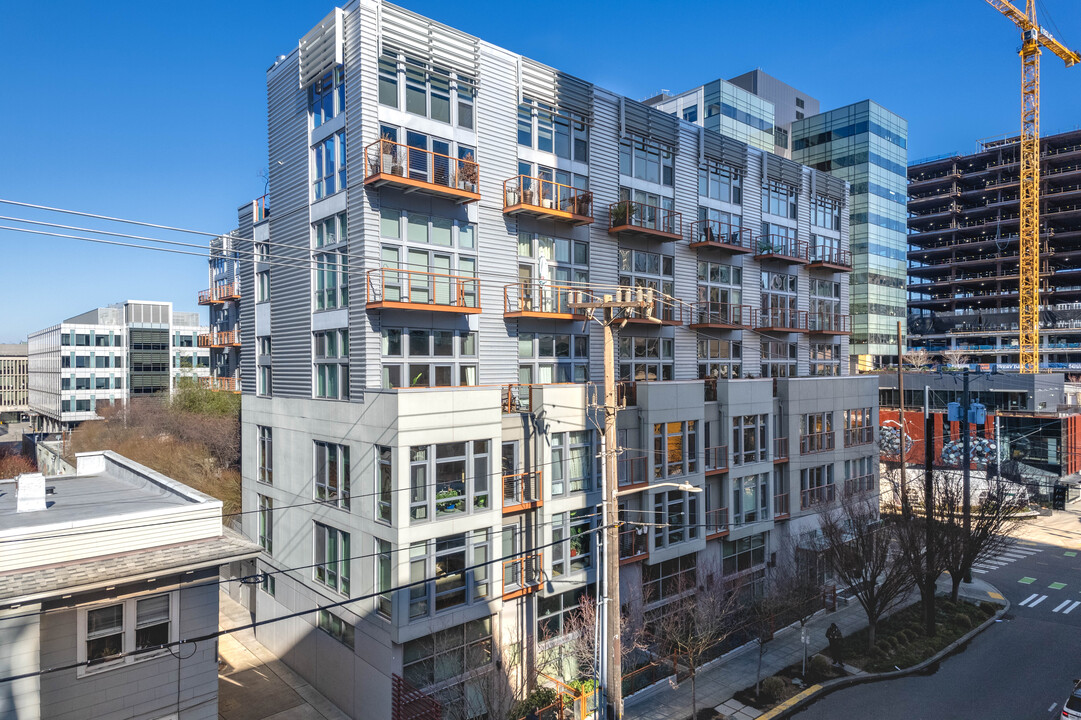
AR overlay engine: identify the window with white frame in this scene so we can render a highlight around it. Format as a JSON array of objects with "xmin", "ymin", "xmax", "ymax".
[
  {"xmin": 551, "ymin": 509, "xmax": 595, "ymax": 576},
  {"xmin": 258, "ymin": 366, "xmax": 272, "ymax": 397},
  {"xmin": 379, "ymin": 206, "xmax": 478, "ymax": 310},
  {"xmin": 517, "ymin": 98, "xmax": 589, "ymax": 163},
  {"xmin": 378, "ymin": 50, "xmax": 476, "ymax": 130},
  {"xmin": 732, "ymin": 472, "xmax": 769, "ymax": 525},
  {"xmin": 377, "ymin": 446, "xmax": 393, "ymax": 524},
  {"xmin": 408, "ymin": 441, "xmax": 490, "ymax": 523},
  {"xmin": 517, "ymin": 332, "xmax": 589, "ymax": 385},
  {"xmin": 381, "ymin": 328, "xmax": 477, "ymax": 388},
  {"xmin": 317, "ymin": 609, "xmax": 354, "ymax": 650},
  {"xmin": 314, "ymin": 441, "xmax": 350, "ymax": 509},
  {"xmin": 698, "ymin": 338, "xmax": 742, "ymax": 380},
  {"xmin": 809, "ymin": 277, "xmax": 840, "ymax": 328},
  {"xmin": 618, "ymin": 334, "xmax": 674, "ymax": 382},
  {"xmin": 314, "ymin": 522, "xmax": 350, "ymax": 594},
  {"xmin": 760, "ymin": 268, "xmax": 798, "ymax": 329},
  {"xmin": 643, "ymin": 554, "xmax": 696, "ymax": 605},
  {"xmin": 619, "ymin": 186, "xmax": 676, "ymax": 233},
  {"xmin": 696, "ymin": 259, "xmax": 743, "ymax": 325},
  {"xmin": 80, "ymin": 593, "xmax": 174, "ymax": 672},
  {"xmin": 761, "ymin": 178, "xmax": 797, "ymax": 218},
  {"xmin": 619, "ymin": 248, "xmax": 675, "ymax": 322},
  {"xmin": 732, "ymin": 414, "xmax": 768, "ymax": 465},
  {"xmin": 257, "ymin": 426, "xmax": 272, "ymax": 484},
  {"xmin": 761, "ymin": 340, "xmax": 798, "ymax": 378},
  {"xmin": 402, "ymin": 618, "xmax": 493, "ymax": 691},
  {"xmin": 256, "ymin": 271, "xmax": 270, "ymax": 302},
  {"xmin": 653, "ymin": 489, "xmax": 699, "ymax": 547},
  {"xmin": 813, "ymin": 194, "xmax": 841, "ymax": 230},
  {"xmin": 810, "ymin": 233, "xmax": 841, "ymax": 264},
  {"xmin": 408, "ymin": 530, "xmax": 489, "ymax": 619},
  {"xmin": 845, "ymin": 456, "xmax": 875, "ymax": 493},
  {"xmin": 516, "ymin": 232, "xmax": 589, "ymax": 304},
  {"xmin": 258, "ymin": 494, "xmax": 273, "ymax": 555},
  {"xmin": 758, "ymin": 222, "xmax": 798, "ymax": 256},
  {"xmin": 653, "ymin": 421, "xmax": 697, "ymax": 479},
  {"xmin": 722, "ymin": 533, "xmax": 766, "ymax": 576},
  {"xmin": 514, "ymin": 161, "xmax": 589, "ymax": 209},
  {"xmin": 314, "ymin": 329, "xmax": 349, "ymax": 399},
  {"xmin": 811, "ymin": 342, "xmax": 841, "ymax": 377},
  {"xmin": 619, "ymin": 133, "xmax": 674, "ymax": 186},
  {"xmin": 549, "ymin": 430, "xmax": 596, "ymax": 496},
  {"xmin": 313, "ymin": 131, "xmax": 346, "ymax": 200},
  {"xmin": 377, "ymin": 539, "xmax": 393, "ymax": 618},
  {"xmin": 698, "ymin": 160, "xmax": 743, "ymax": 204},
  {"xmin": 255, "ymin": 242, "xmax": 270, "ymax": 262},
  {"xmin": 696, "ymin": 206, "xmax": 743, "ymax": 244}
]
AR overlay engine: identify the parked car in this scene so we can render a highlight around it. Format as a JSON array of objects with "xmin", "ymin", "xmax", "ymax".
[{"xmin": 1061, "ymin": 679, "xmax": 1081, "ymax": 718}]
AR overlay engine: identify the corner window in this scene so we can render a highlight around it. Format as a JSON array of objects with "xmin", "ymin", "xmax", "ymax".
[{"xmin": 309, "ymin": 66, "xmax": 345, "ymax": 128}]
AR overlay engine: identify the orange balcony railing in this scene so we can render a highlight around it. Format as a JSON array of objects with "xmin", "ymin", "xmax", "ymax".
[
  {"xmin": 800, "ymin": 431, "xmax": 836, "ymax": 455},
  {"xmin": 617, "ymin": 454, "xmax": 648, "ymax": 489},
  {"xmin": 622, "ymin": 295, "xmax": 685, "ymax": 326},
  {"xmin": 197, "ymin": 333, "xmax": 212, "ymax": 348},
  {"xmin": 255, "ymin": 193, "xmax": 270, "ymax": 221},
  {"xmin": 217, "ymin": 282, "xmax": 241, "ymax": 301},
  {"xmin": 801, "ymin": 484, "xmax": 836, "ymax": 509},
  {"xmin": 502, "ymin": 552, "xmax": 542, "ymax": 600},
  {"xmin": 503, "ymin": 283, "xmax": 588, "ymax": 320},
  {"xmin": 808, "ymin": 247, "xmax": 852, "ymax": 271},
  {"xmin": 705, "ymin": 507, "xmax": 729, "ymax": 538},
  {"xmin": 705, "ymin": 445, "xmax": 728, "ymax": 474},
  {"xmin": 197, "ymin": 289, "xmax": 220, "ymax": 305},
  {"xmin": 608, "ymin": 201, "xmax": 682, "ymax": 241},
  {"xmin": 774, "ymin": 437, "xmax": 789, "ymax": 462},
  {"xmin": 199, "ymin": 376, "xmax": 239, "ymax": 393},
  {"xmin": 690, "ymin": 302, "xmax": 753, "ymax": 329},
  {"xmin": 502, "ymin": 383, "xmax": 534, "ymax": 413},
  {"xmin": 755, "ymin": 309, "xmax": 809, "ymax": 332},
  {"xmin": 503, "ymin": 175, "xmax": 593, "ymax": 225},
  {"xmin": 503, "ymin": 470, "xmax": 542, "ymax": 513},
  {"xmin": 844, "ymin": 426, "xmax": 874, "ymax": 447},
  {"xmin": 689, "ymin": 219, "xmax": 754, "ymax": 253},
  {"xmin": 774, "ymin": 493, "xmax": 791, "ymax": 519},
  {"xmin": 364, "ymin": 138, "xmax": 480, "ymax": 203},
  {"xmin": 807, "ymin": 313, "xmax": 851, "ymax": 335},
  {"xmin": 210, "ymin": 331, "xmax": 240, "ymax": 348},
  {"xmin": 366, "ymin": 268, "xmax": 481, "ymax": 314},
  {"xmin": 754, "ymin": 235, "xmax": 809, "ymax": 264},
  {"xmin": 619, "ymin": 527, "xmax": 648, "ymax": 563},
  {"xmin": 844, "ymin": 475, "xmax": 876, "ymax": 495}
]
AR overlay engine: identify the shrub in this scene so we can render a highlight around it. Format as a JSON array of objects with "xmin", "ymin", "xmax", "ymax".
[
  {"xmin": 880, "ymin": 637, "xmax": 896, "ymax": 651},
  {"xmin": 980, "ymin": 601, "xmax": 998, "ymax": 615},
  {"xmin": 891, "ymin": 634, "xmax": 908, "ymax": 647},
  {"xmin": 509, "ymin": 687, "xmax": 557, "ymax": 720},
  {"xmin": 761, "ymin": 676, "xmax": 786, "ymax": 704},
  {"xmin": 953, "ymin": 614, "xmax": 973, "ymax": 631},
  {"xmin": 809, "ymin": 655, "xmax": 832, "ymax": 676},
  {"xmin": 870, "ymin": 647, "xmax": 888, "ymax": 660}
]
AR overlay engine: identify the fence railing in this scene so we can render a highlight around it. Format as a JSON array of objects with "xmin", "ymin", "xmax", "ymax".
[
  {"xmin": 609, "ymin": 200, "xmax": 682, "ymax": 237},
  {"xmin": 774, "ymin": 436, "xmax": 789, "ymax": 461},
  {"xmin": 801, "ymin": 484, "xmax": 837, "ymax": 509},
  {"xmin": 502, "ymin": 552, "xmax": 542, "ymax": 597},
  {"xmin": 365, "ymin": 138, "xmax": 479, "ymax": 195},
  {"xmin": 756, "ymin": 308, "xmax": 809, "ymax": 331},
  {"xmin": 800, "ymin": 431, "xmax": 836, "ymax": 455},
  {"xmin": 845, "ymin": 475, "xmax": 876, "ymax": 495},
  {"xmin": 619, "ymin": 527, "xmax": 648, "ymax": 561},
  {"xmin": 691, "ymin": 302, "xmax": 753, "ymax": 327},
  {"xmin": 704, "ymin": 445, "xmax": 728, "ymax": 472},
  {"xmin": 503, "ymin": 175, "xmax": 593, "ymax": 220},
  {"xmin": 807, "ymin": 313, "xmax": 851, "ymax": 334},
  {"xmin": 689, "ymin": 219, "xmax": 753, "ymax": 250},
  {"xmin": 844, "ymin": 426, "xmax": 874, "ymax": 447},
  {"xmin": 366, "ymin": 268, "xmax": 480, "ymax": 311},
  {"xmin": 809, "ymin": 247, "xmax": 852, "ymax": 268},
  {"xmin": 503, "ymin": 282, "xmax": 588, "ymax": 317},
  {"xmin": 617, "ymin": 454, "xmax": 648, "ymax": 488},
  {"xmin": 705, "ymin": 507, "xmax": 729, "ymax": 536},
  {"xmin": 503, "ymin": 470, "xmax": 542, "ymax": 510},
  {"xmin": 774, "ymin": 492, "xmax": 790, "ymax": 517},
  {"xmin": 199, "ymin": 376, "xmax": 238, "ymax": 392},
  {"xmin": 754, "ymin": 235, "xmax": 809, "ymax": 262}
]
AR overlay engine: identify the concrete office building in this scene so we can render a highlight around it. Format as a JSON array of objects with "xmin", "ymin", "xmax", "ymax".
[
  {"xmin": 0, "ymin": 451, "xmax": 260, "ymax": 720},
  {"xmin": 238, "ymin": 4, "xmax": 879, "ymax": 718},
  {"xmin": 197, "ymin": 234, "xmax": 244, "ymax": 393},
  {"xmin": 28, "ymin": 301, "xmax": 211, "ymax": 431},
  {"xmin": 0, "ymin": 342, "xmax": 29, "ymax": 422}
]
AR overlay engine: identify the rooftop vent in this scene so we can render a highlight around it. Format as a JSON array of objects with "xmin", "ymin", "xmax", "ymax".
[{"xmin": 16, "ymin": 473, "xmax": 47, "ymax": 513}]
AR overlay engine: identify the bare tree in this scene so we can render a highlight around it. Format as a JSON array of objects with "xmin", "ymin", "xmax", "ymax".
[
  {"xmin": 889, "ymin": 470, "xmax": 948, "ymax": 636},
  {"xmin": 941, "ymin": 348, "xmax": 970, "ymax": 369},
  {"xmin": 902, "ymin": 347, "xmax": 930, "ymax": 371},
  {"xmin": 648, "ymin": 568, "xmax": 742, "ymax": 720},
  {"xmin": 819, "ymin": 494, "xmax": 915, "ymax": 650},
  {"xmin": 560, "ymin": 591, "xmax": 649, "ymax": 683}
]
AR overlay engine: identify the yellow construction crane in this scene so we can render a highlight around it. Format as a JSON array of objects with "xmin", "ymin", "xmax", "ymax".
[{"xmin": 984, "ymin": 1, "xmax": 1079, "ymax": 373}]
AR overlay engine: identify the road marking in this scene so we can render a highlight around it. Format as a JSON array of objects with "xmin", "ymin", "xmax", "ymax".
[
  {"xmin": 1050, "ymin": 582, "xmax": 1067, "ymax": 590},
  {"xmin": 1020, "ymin": 593, "xmax": 1040, "ymax": 606},
  {"xmin": 1020, "ymin": 577, "xmax": 1037, "ymax": 584},
  {"xmin": 971, "ymin": 568, "xmax": 988, "ymax": 574},
  {"xmin": 1066, "ymin": 552, "xmax": 1078, "ymax": 557},
  {"xmin": 1053, "ymin": 600, "xmax": 1071, "ymax": 612},
  {"xmin": 980, "ymin": 559, "xmax": 1007, "ymax": 566},
  {"xmin": 1064, "ymin": 601, "xmax": 1081, "ymax": 615},
  {"xmin": 999, "ymin": 552, "xmax": 1027, "ymax": 560},
  {"xmin": 1030, "ymin": 595, "xmax": 1049, "ymax": 608},
  {"xmin": 973, "ymin": 563, "xmax": 997, "ymax": 570},
  {"xmin": 1049, "ymin": 703, "xmax": 1058, "ymax": 712}
]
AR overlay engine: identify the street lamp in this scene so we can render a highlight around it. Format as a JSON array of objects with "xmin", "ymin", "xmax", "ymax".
[{"xmin": 615, "ymin": 481, "xmax": 703, "ymax": 497}]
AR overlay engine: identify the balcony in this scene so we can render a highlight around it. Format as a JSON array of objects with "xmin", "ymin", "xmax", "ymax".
[
  {"xmin": 808, "ymin": 248, "xmax": 853, "ymax": 272},
  {"xmin": 199, "ymin": 376, "xmax": 239, "ymax": 393},
  {"xmin": 689, "ymin": 220, "xmax": 754, "ymax": 253},
  {"xmin": 807, "ymin": 313, "xmax": 851, "ymax": 335},
  {"xmin": 617, "ymin": 454, "xmax": 648, "ymax": 490},
  {"xmin": 704, "ymin": 446, "xmax": 728, "ymax": 475},
  {"xmin": 753, "ymin": 235, "xmax": 809, "ymax": 264},
  {"xmin": 210, "ymin": 331, "xmax": 240, "ymax": 348},
  {"xmin": 503, "ymin": 470, "xmax": 542, "ymax": 513},
  {"xmin": 503, "ymin": 283, "xmax": 588, "ymax": 320},
  {"xmin": 800, "ymin": 431, "xmax": 836, "ymax": 455},
  {"xmin": 364, "ymin": 138, "xmax": 480, "ymax": 204},
  {"xmin": 502, "ymin": 175, "xmax": 593, "ymax": 225},
  {"xmin": 705, "ymin": 507, "xmax": 729, "ymax": 539},
  {"xmin": 197, "ymin": 289, "xmax": 220, "ymax": 306},
  {"xmin": 617, "ymin": 381, "xmax": 638, "ymax": 407},
  {"xmin": 217, "ymin": 282, "xmax": 241, "ymax": 301},
  {"xmin": 844, "ymin": 475, "xmax": 876, "ymax": 495},
  {"xmin": 774, "ymin": 493, "xmax": 790, "ymax": 519},
  {"xmin": 618, "ymin": 528, "xmax": 648, "ymax": 564},
  {"xmin": 502, "ymin": 552, "xmax": 543, "ymax": 600},
  {"xmin": 801, "ymin": 484, "xmax": 836, "ymax": 510},
  {"xmin": 689, "ymin": 302, "xmax": 753, "ymax": 330},
  {"xmin": 618, "ymin": 295, "xmax": 685, "ymax": 327},
  {"xmin": 755, "ymin": 309, "xmax": 809, "ymax": 333},
  {"xmin": 704, "ymin": 376, "xmax": 717, "ymax": 402},
  {"xmin": 608, "ymin": 201, "xmax": 682, "ymax": 242},
  {"xmin": 774, "ymin": 437, "xmax": 789, "ymax": 463},
  {"xmin": 255, "ymin": 193, "xmax": 270, "ymax": 221},
  {"xmin": 844, "ymin": 426, "xmax": 874, "ymax": 447},
  {"xmin": 365, "ymin": 268, "xmax": 481, "ymax": 314},
  {"xmin": 197, "ymin": 333, "xmax": 211, "ymax": 348}
]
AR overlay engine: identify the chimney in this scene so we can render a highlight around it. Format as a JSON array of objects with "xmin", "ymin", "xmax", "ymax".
[{"xmin": 16, "ymin": 473, "xmax": 47, "ymax": 513}]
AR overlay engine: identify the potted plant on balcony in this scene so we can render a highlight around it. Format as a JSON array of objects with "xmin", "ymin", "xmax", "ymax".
[
  {"xmin": 458, "ymin": 152, "xmax": 478, "ymax": 193},
  {"xmin": 378, "ymin": 133, "xmax": 396, "ymax": 175},
  {"xmin": 436, "ymin": 488, "xmax": 459, "ymax": 512},
  {"xmin": 611, "ymin": 200, "xmax": 635, "ymax": 227},
  {"xmin": 569, "ymin": 536, "xmax": 582, "ymax": 557}
]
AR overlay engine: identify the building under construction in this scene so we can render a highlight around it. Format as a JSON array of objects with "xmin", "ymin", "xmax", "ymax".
[{"xmin": 907, "ymin": 127, "xmax": 1081, "ymax": 370}]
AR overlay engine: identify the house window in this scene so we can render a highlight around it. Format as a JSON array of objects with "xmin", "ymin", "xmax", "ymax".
[
  {"xmin": 258, "ymin": 495, "xmax": 273, "ymax": 555},
  {"xmin": 257, "ymin": 426, "xmax": 272, "ymax": 484},
  {"xmin": 844, "ymin": 408, "xmax": 874, "ymax": 446},
  {"xmin": 619, "ymin": 133, "xmax": 674, "ymax": 186},
  {"xmin": 618, "ymin": 247, "xmax": 676, "ymax": 324},
  {"xmin": 760, "ymin": 268, "xmax": 798, "ymax": 333},
  {"xmin": 643, "ymin": 555, "xmax": 695, "ymax": 605},
  {"xmin": 79, "ymin": 593, "xmax": 175, "ymax": 674},
  {"xmin": 801, "ymin": 464, "xmax": 835, "ymax": 508},
  {"xmin": 377, "ymin": 446, "xmax": 393, "ymax": 524},
  {"xmin": 256, "ymin": 271, "xmax": 270, "ymax": 302},
  {"xmin": 696, "ymin": 257, "xmax": 743, "ymax": 326},
  {"xmin": 547, "ymin": 431, "xmax": 595, "ymax": 495},
  {"xmin": 761, "ymin": 340, "xmax": 798, "ymax": 378},
  {"xmin": 653, "ymin": 489, "xmax": 699, "ymax": 547},
  {"xmin": 537, "ymin": 584, "xmax": 595, "ymax": 639},
  {"xmin": 408, "ymin": 531, "xmax": 490, "ymax": 618},
  {"xmin": 314, "ymin": 441, "xmax": 350, "ymax": 509},
  {"xmin": 723, "ymin": 533, "xmax": 766, "ymax": 575},
  {"xmin": 517, "ymin": 98, "xmax": 589, "ymax": 163},
  {"xmin": 811, "ymin": 343, "xmax": 841, "ymax": 377},
  {"xmin": 809, "ymin": 278, "xmax": 841, "ymax": 331},
  {"xmin": 258, "ymin": 366, "xmax": 272, "ymax": 397},
  {"xmin": 517, "ymin": 331, "xmax": 590, "ymax": 385},
  {"xmin": 761, "ymin": 178, "xmax": 797, "ymax": 218},
  {"xmin": 313, "ymin": 131, "xmax": 346, "ymax": 200},
  {"xmin": 408, "ymin": 441, "xmax": 490, "ymax": 523},
  {"xmin": 699, "ymin": 338, "xmax": 742, "ymax": 380},
  {"xmin": 314, "ymin": 329, "xmax": 349, "ymax": 400},
  {"xmin": 377, "ymin": 539, "xmax": 393, "ymax": 618},
  {"xmin": 810, "ymin": 233, "xmax": 841, "ymax": 264},
  {"xmin": 813, "ymin": 195, "xmax": 841, "ymax": 231},
  {"xmin": 551, "ymin": 510, "xmax": 595, "ymax": 576},
  {"xmin": 845, "ymin": 456, "xmax": 875, "ymax": 493},
  {"xmin": 309, "ymin": 66, "xmax": 345, "ymax": 128},
  {"xmin": 314, "ymin": 522, "xmax": 350, "ymax": 594},
  {"xmin": 732, "ymin": 472, "xmax": 769, "ymax": 525},
  {"xmin": 801, "ymin": 412, "xmax": 835, "ymax": 454},
  {"xmin": 653, "ymin": 421, "xmax": 697, "ymax": 479},
  {"xmin": 381, "ymin": 328, "xmax": 477, "ymax": 389},
  {"xmin": 732, "ymin": 414, "xmax": 768, "ymax": 465},
  {"xmin": 258, "ymin": 337, "xmax": 272, "ymax": 358},
  {"xmin": 618, "ymin": 334, "xmax": 674, "ymax": 383},
  {"xmin": 260, "ymin": 572, "xmax": 276, "ymax": 596},
  {"xmin": 402, "ymin": 618, "xmax": 493, "ymax": 690},
  {"xmin": 314, "ymin": 250, "xmax": 348, "ymax": 311},
  {"xmin": 698, "ymin": 161, "xmax": 743, "ymax": 204},
  {"xmin": 378, "ymin": 53, "xmax": 398, "ymax": 108},
  {"xmin": 317, "ymin": 609, "xmax": 355, "ymax": 649}
]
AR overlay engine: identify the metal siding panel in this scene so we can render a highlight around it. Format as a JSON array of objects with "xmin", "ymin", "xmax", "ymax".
[
  {"xmin": 742, "ymin": 148, "xmax": 764, "ymax": 373},
  {"xmin": 672, "ymin": 122, "xmax": 699, "ymax": 380},
  {"xmin": 587, "ymin": 90, "xmax": 623, "ymax": 381}
]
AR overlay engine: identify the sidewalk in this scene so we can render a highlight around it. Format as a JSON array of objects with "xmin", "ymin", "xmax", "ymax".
[
  {"xmin": 216, "ymin": 590, "xmax": 349, "ymax": 720},
  {"xmin": 624, "ymin": 575, "xmax": 1004, "ymax": 720}
]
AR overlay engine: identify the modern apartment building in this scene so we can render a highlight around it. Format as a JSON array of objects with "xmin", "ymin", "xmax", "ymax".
[
  {"xmin": 238, "ymin": 4, "xmax": 879, "ymax": 718},
  {"xmin": 28, "ymin": 301, "xmax": 210, "ymax": 431},
  {"xmin": 646, "ymin": 79, "xmax": 778, "ymax": 155},
  {"xmin": 907, "ymin": 128, "xmax": 1081, "ymax": 369},
  {"xmin": 197, "ymin": 234, "xmax": 244, "ymax": 393},
  {"xmin": 0, "ymin": 342, "xmax": 28, "ymax": 422},
  {"xmin": 656, "ymin": 71, "xmax": 909, "ymax": 370}
]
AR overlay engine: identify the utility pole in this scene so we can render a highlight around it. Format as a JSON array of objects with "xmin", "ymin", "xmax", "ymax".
[
  {"xmin": 897, "ymin": 321, "xmax": 907, "ymax": 504},
  {"xmin": 924, "ymin": 385, "xmax": 936, "ymax": 635},
  {"xmin": 570, "ymin": 288, "xmax": 656, "ymax": 720},
  {"xmin": 962, "ymin": 369, "xmax": 972, "ymax": 583}
]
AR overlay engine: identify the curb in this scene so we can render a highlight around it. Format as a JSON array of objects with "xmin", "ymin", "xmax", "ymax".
[{"xmin": 757, "ymin": 589, "xmax": 1011, "ymax": 719}]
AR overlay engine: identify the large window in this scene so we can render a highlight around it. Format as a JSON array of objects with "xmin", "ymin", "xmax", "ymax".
[
  {"xmin": 378, "ymin": 51, "xmax": 475, "ymax": 130},
  {"xmin": 653, "ymin": 489, "xmax": 698, "ymax": 547},
  {"xmin": 809, "ymin": 278, "xmax": 840, "ymax": 328},
  {"xmin": 813, "ymin": 194, "xmax": 841, "ymax": 231},
  {"xmin": 408, "ymin": 531, "xmax": 490, "ymax": 618},
  {"xmin": 314, "ymin": 441, "xmax": 350, "ymax": 509},
  {"xmin": 551, "ymin": 510, "xmax": 595, "ymax": 577},
  {"xmin": 810, "ymin": 342, "xmax": 841, "ymax": 377},
  {"xmin": 845, "ymin": 456, "xmax": 875, "ymax": 493},
  {"xmin": 619, "ymin": 186, "xmax": 676, "ymax": 233},
  {"xmin": 79, "ymin": 593, "xmax": 174, "ymax": 673},
  {"xmin": 518, "ymin": 332, "xmax": 589, "ymax": 385},
  {"xmin": 760, "ymin": 268, "xmax": 798, "ymax": 333},
  {"xmin": 732, "ymin": 414, "xmax": 768, "ymax": 465},
  {"xmin": 314, "ymin": 251, "xmax": 349, "ymax": 310},
  {"xmin": 697, "ymin": 258, "xmax": 743, "ymax": 325},
  {"xmin": 801, "ymin": 412, "xmax": 835, "ymax": 454},
  {"xmin": 732, "ymin": 473, "xmax": 769, "ymax": 525},
  {"xmin": 377, "ymin": 446, "xmax": 393, "ymax": 524},
  {"xmin": 382, "ymin": 328, "xmax": 477, "ymax": 389},
  {"xmin": 698, "ymin": 338, "xmax": 742, "ymax": 380},
  {"xmin": 517, "ymin": 98, "xmax": 589, "ymax": 163},
  {"xmin": 402, "ymin": 618, "xmax": 493, "ymax": 690},
  {"xmin": 617, "ymin": 248, "xmax": 675, "ymax": 329},
  {"xmin": 844, "ymin": 408, "xmax": 874, "ymax": 446},
  {"xmin": 618, "ymin": 335, "xmax": 674, "ymax": 382},
  {"xmin": 313, "ymin": 131, "xmax": 346, "ymax": 200},
  {"xmin": 801, "ymin": 464, "xmax": 835, "ymax": 507},
  {"xmin": 309, "ymin": 66, "xmax": 345, "ymax": 128},
  {"xmin": 722, "ymin": 533, "xmax": 766, "ymax": 575},
  {"xmin": 643, "ymin": 554, "xmax": 696, "ymax": 605},
  {"xmin": 761, "ymin": 340, "xmax": 797, "ymax": 378},
  {"xmin": 761, "ymin": 178, "xmax": 797, "ymax": 218},
  {"xmin": 408, "ymin": 441, "xmax": 490, "ymax": 523},
  {"xmin": 258, "ymin": 495, "xmax": 273, "ymax": 555},
  {"xmin": 317, "ymin": 609, "xmax": 354, "ymax": 650},
  {"xmin": 314, "ymin": 329, "xmax": 349, "ymax": 400},
  {"xmin": 314, "ymin": 522, "xmax": 350, "ymax": 594},
  {"xmin": 538, "ymin": 584, "xmax": 595, "ymax": 639},
  {"xmin": 619, "ymin": 133, "xmax": 674, "ymax": 186},
  {"xmin": 549, "ymin": 431, "xmax": 596, "ymax": 495},
  {"xmin": 698, "ymin": 161, "xmax": 743, "ymax": 204},
  {"xmin": 653, "ymin": 421, "xmax": 697, "ymax": 479}
]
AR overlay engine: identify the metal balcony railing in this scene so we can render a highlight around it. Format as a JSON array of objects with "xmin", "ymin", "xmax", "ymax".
[
  {"xmin": 366, "ymin": 268, "xmax": 480, "ymax": 313},
  {"xmin": 844, "ymin": 475, "xmax": 876, "ymax": 495},
  {"xmin": 704, "ymin": 445, "xmax": 728, "ymax": 473},
  {"xmin": 807, "ymin": 313, "xmax": 851, "ymax": 334},
  {"xmin": 801, "ymin": 484, "xmax": 836, "ymax": 509},
  {"xmin": 754, "ymin": 235, "xmax": 809, "ymax": 263},
  {"xmin": 364, "ymin": 138, "xmax": 479, "ymax": 202},
  {"xmin": 689, "ymin": 219, "xmax": 753, "ymax": 252},
  {"xmin": 617, "ymin": 454, "xmax": 648, "ymax": 488},
  {"xmin": 844, "ymin": 426, "xmax": 874, "ymax": 447},
  {"xmin": 503, "ymin": 175, "xmax": 593, "ymax": 224},
  {"xmin": 503, "ymin": 470, "xmax": 542, "ymax": 512},
  {"xmin": 705, "ymin": 507, "xmax": 729, "ymax": 537},
  {"xmin": 800, "ymin": 431, "xmax": 836, "ymax": 455},
  {"xmin": 618, "ymin": 528, "xmax": 648, "ymax": 561},
  {"xmin": 502, "ymin": 552, "xmax": 543, "ymax": 598},
  {"xmin": 774, "ymin": 493, "xmax": 791, "ymax": 518},
  {"xmin": 774, "ymin": 437, "xmax": 789, "ymax": 461},
  {"xmin": 755, "ymin": 309, "xmax": 809, "ymax": 332},
  {"xmin": 690, "ymin": 302, "xmax": 753, "ymax": 329},
  {"xmin": 608, "ymin": 200, "xmax": 682, "ymax": 240},
  {"xmin": 255, "ymin": 193, "xmax": 270, "ymax": 221},
  {"xmin": 199, "ymin": 376, "xmax": 239, "ymax": 393},
  {"xmin": 503, "ymin": 283, "xmax": 588, "ymax": 319}
]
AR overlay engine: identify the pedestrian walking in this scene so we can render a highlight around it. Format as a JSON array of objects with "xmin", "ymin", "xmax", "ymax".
[{"xmin": 826, "ymin": 622, "xmax": 844, "ymax": 667}]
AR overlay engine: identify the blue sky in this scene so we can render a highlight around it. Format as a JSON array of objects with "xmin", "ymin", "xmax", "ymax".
[{"xmin": 2, "ymin": 0, "xmax": 1079, "ymax": 342}]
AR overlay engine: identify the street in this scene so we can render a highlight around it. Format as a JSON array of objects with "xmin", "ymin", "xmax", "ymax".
[{"xmin": 792, "ymin": 509, "xmax": 1081, "ymax": 719}]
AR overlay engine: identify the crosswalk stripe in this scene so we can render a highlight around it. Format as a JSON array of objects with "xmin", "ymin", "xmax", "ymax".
[
  {"xmin": 1030, "ymin": 595, "xmax": 1049, "ymax": 608},
  {"xmin": 1053, "ymin": 600, "xmax": 1071, "ymax": 613},
  {"xmin": 971, "ymin": 568, "xmax": 988, "ymax": 574},
  {"xmin": 1064, "ymin": 602, "xmax": 1080, "ymax": 615},
  {"xmin": 998, "ymin": 554, "xmax": 1026, "ymax": 561},
  {"xmin": 980, "ymin": 560, "xmax": 1007, "ymax": 567},
  {"xmin": 1020, "ymin": 593, "xmax": 1039, "ymax": 606}
]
